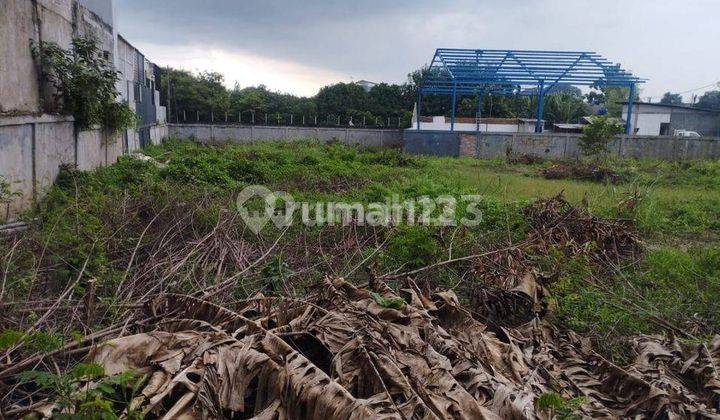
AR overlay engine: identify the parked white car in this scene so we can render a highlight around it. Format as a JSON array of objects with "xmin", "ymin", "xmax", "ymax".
[{"xmin": 674, "ymin": 130, "xmax": 702, "ymax": 138}]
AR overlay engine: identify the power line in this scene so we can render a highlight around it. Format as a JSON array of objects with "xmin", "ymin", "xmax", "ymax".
[{"xmin": 675, "ymin": 81, "xmax": 720, "ymax": 96}]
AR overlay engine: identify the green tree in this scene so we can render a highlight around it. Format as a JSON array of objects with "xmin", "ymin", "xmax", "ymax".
[
  {"xmin": 600, "ymin": 87, "xmax": 636, "ymax": 118},
  {"xmin": 544, "ymin": 94, "xmax": 590, "ymax": 124},
  {"xmin": 697, "ymin": 90, "xmax": 720, "ymax": 110},
  {"xmin": 315, "ymin": 83, "xmax": 369, "ymax": 118},
  {"xmin": 161, "ymin": 69, "xmax": 229, "ymax": 122},
  {"xmin": 660, "ymin": 92, "xmax": 683, "ymax": 105},
  {"xmin": 368, "ymin": 83, "xmax": 406, "ymax": 118},
  {"xmin": 229, "ymin": 85, "xmax": 269, "ymax": 122}
]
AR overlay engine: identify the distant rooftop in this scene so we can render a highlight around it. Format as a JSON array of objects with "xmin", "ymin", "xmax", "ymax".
[{"xmin": 620, "ymin": 101, "xmax": 720, "ymax": 113}]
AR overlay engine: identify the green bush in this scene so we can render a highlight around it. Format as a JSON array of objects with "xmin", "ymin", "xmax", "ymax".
[
  {"xmin": 385, "ymin": 226, "xmax": 439, "ymax": 269},
  {"xmin": 579, "ymin": 116, "xmax": 623, "ymax": 157},
  {"xmin": 32, "ymin": 36, "xmax": 137, "ymax": 133},
  {"xmin": 0, "ymin": 175, "xmax": 20, "ymax": 206}
]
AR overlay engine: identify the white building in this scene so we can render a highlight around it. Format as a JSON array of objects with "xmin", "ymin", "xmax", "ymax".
[
  {"xmin": 622, "ymin": 102, "xmax": 720, "ymax": 137},
  {"xmin": 81, "ymin": 0, "xmax": 166, "ymax": 149},
  {"xmin": 355, "ymin": 80, "xmax": 377, "ymax": 92},
  {"xmin": 412, "ymin": 116, "xmax": 540, "ymax": 133}
]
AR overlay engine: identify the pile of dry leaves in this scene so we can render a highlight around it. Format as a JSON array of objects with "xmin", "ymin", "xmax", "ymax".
[
  {"xmin": 4, "ymin": 196, "xmax": 718, "ymax": 418},
  {"xmin": 12, "ymin": 276, "xmax": 720, "ymax": 418},
  {"xmin": 541, "ymin": 163, "xmax": 621, "ymax": 184}
]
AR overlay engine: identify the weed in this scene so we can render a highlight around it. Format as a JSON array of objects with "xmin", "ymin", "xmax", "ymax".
[
  {"xmin": 578, "ymin": 116, "xmax": 623, "ymax": 158},
  {"xmin": 20, "ymin": 363, "xmax": 146, "ymax": 417},
  {"xmin": 536, "ymin": 392, "xmax": 585, "ymax": 419},
  {"xmin": 4, "ymin": 139, "xmax": 720, "ymax": 372},
  {"xmin": 371, "ymin": 292, "xmax": 405, "ymax": 309},
  {"xmin": 384, "ymin": 225, "xmax": 439, "ymax": 269},
  {"xmin": 31, "ymin": 37, "xmax": 137, "ymax": 132}
]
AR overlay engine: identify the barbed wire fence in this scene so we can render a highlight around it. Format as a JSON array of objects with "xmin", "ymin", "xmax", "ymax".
[{"xmin": 169, "ymin": 110, "xmax": 412, "ymax": 129}]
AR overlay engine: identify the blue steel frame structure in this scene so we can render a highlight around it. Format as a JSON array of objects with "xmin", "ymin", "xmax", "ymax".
[{"xmin": 417, "ymin": 49, "xmax": 645, "ymax": 134}]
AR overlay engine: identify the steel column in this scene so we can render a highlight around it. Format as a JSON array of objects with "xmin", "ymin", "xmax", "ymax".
[
  {"xmin": 535, "ymin": 80, "xmax": 545, "ymax": 133},
  {"xmin": 476, "ymin": 91, "xmax": 483, "ymax": 132},
  {"xmin": 626, "ymin": 83, "xmax": 636, "ymax": 135},
  {"xmin": 450, "ymin": 82, "xmax": 457, "ymax": 132}
]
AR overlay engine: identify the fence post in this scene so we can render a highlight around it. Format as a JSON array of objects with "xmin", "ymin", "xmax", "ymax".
[
  {"xmin": 196, "ymin": 111, "xmax": 199, "ymax": 122},
  {"xmin": 363, "ymin": 116, "xmax": 365, "ymax": 126},
  {"xmin": 314, "ymin": 115, "xmax": 317, "ymax": 125},
  {"xmin": 302, "ymin": 115, "xmax": 305, "ymax": 125},
  {"xmin": 211, "ymin": 111, "xmax": 214, "ymax": 123},
  {"xmin": 337, "ymin": 115, "xmax": 340, "ymax": 125},
  {"xmin": 239, "ymin": 112, "xmax": 241, "ymax": 124},
  {"xmin": 290, "ymin": 114, "xmax": 293, "ymax": 125},
  {"xmin": 265, "ymin": 113, "xmax": 268, "ymax": 125},
  {"xmin": 183, "ymin": 110, "xmax": 186, "ymax": 122}
]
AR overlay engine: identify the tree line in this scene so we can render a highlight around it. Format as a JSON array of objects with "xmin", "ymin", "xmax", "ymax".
[
  {"xmin": 661, "ymin": 91, "xmax": 720, "ymax": 109},
  {"xmin": 160, "ymin": 67, "xmax": 646, "ymax": 127},
  {"xmin": 160, "ymin": 69, "xmax": 417, "ymax": 127}
]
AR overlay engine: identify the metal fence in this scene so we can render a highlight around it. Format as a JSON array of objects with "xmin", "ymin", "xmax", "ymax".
[{"xmin": 168, "ymin": 110, "xmax": 411, "ymax": 129}]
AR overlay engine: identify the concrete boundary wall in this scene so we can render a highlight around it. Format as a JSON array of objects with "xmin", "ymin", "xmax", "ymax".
[
  {"xmin": 0, "ymin": 115, "xmax": 168, "ymax": 222},
  {"xmin": 169, "ymin": 124, "xmax": 403, "ymax": 148},
  {"xmin": 404, "ymin": 130, "xmax": 720, "ymax": 161}
]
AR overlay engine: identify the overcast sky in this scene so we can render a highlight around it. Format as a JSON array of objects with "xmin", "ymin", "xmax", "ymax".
[{"xmin": 116, "ymin": 0, "xmax": 720, "ymax": 100}]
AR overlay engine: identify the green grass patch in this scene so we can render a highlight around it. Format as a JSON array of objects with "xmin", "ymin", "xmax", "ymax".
[{"xmin": 3, "ymin": 139, "xmax": 719, "ymax": 364}]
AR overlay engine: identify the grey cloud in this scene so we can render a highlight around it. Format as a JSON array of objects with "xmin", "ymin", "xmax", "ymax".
[{"xmin": 116, "ymin": 0, "xmax": 720, "ymax": 98}]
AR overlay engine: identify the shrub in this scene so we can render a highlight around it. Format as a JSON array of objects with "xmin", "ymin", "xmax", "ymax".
[
  {"xmin": 578, "ymin": 116, "xmax": 623, "ymax": 157},
  {"xmin": 385, "ymin": 226, "xmax": 438, "ymax": 269},
  {"xmin": 32, "ymin": 36, "xmax": 137, "ymax": 133},
  {"xmin": 0, "ymin": 176, "xmax": 20, "ymax": 206}
]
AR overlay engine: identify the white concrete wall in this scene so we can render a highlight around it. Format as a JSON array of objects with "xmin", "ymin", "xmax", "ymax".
[
  {"xmin": 0, "ymin": 0, "xmax": 116, "ymax": 115},
  {"xmin": 635, "ymin": 113, "xmax": 670, "ymax": 135},
  {"xmin": 623, "ymin": 104, "xmax": 671, "ymax": 135},
  {"xmin": 0, "ymin": 0, "xmax": 170, "ymax": 221},
  {"xmin": 413, "ymin": 116, "xmax": 536, "ymax": 133},
  {"xmin": 116, "ymin": 36, "xmax": 138, "ymax": 107},
  {"xmin": 405, "ymin": 130, "xmax": 720, "ymax": 161},
  {"xmin": 77, "ymin": 0, "xmax": 115, "ymax": 31},
  {"xmin": 0, "ymin": 115, "xmax": 168, "ymax": 222}
]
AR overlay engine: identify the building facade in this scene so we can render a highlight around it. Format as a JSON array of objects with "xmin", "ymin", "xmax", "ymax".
[
  {"xmin": 0, "ymin": 0, "xmax": 166, "ymax": 221},
  {"xmin": 117, "ymin": 35, "xmax": 166, "ymax": 150},
  {"xmin": 622, "ymin": 102, "xmax": 720, "ymax": 137},
  {"xmin": 412, "ymin": 116, "xmax": 540, "ymax": 133}
]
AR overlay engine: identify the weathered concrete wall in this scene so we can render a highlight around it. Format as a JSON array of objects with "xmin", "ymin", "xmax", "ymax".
[
  {"xmin": 0, "ymin": 0, "xmax": 41, "ymax": 114},
  {"xmin": 0, "ymin": 115, "xmax": 168, "ymax": 222},
  {"xmin": 169, "ymin": 124, "xmax": 403, "ymax": 148},
  {"xmin": 0, "ymin": 122, "xmax": 35, "ymax": 221},
  {"xmin": 0, "ymin": 0, "xmax": 114, "ymax": 115},
  {"xmin": 404, "ymin": 131, "xmax": 460, "ymax": 157},
  {"xmin": 669, "ymin": 109, "xmax": 720, "ymax": 137},
  {"xmin": 404, "ymin": 130, "xmax": 720, "ymax": 161},
  {"xmin": 149, "ymin": 124, "xmax": 168, "ymax": 145}
]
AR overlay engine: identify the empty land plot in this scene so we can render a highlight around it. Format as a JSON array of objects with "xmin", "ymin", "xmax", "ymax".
[{"xmin": 1, "ymin": 140, "xmax": 719, "ymax": 417}]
